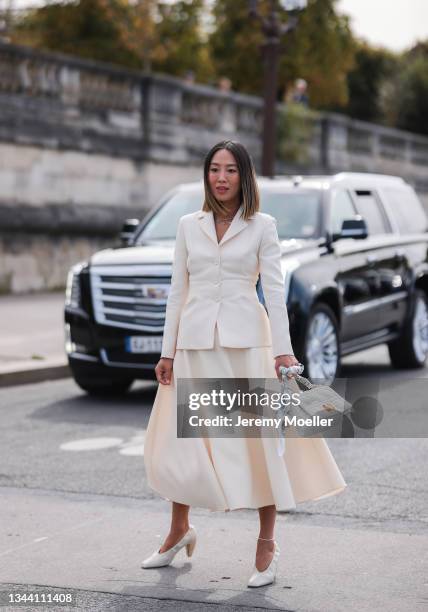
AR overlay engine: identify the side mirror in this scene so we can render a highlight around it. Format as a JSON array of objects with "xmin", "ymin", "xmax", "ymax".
[
  {"xmin": 120, "ymin": 218, "xmax": 140, "ymax": 247},
  {"xmin": 332, "ymin": 216, "xmax": 368, "ymax": 242}
]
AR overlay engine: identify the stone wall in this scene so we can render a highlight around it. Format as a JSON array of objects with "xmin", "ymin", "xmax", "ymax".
[
  {"xmin": 1, "ymin": 41, "xmax": 428, "ymax": 293},
  {"xmin": 0, "ymin": 233, "xmax": 109, "ymax": 293}
]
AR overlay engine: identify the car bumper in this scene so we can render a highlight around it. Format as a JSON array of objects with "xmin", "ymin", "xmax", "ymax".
[{"xmin": 65, "ymin": 306, "xmax": 158, "ymax": 381}]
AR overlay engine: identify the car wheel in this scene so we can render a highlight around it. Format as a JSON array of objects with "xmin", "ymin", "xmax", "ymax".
[
  {"xmin": 302, "ymin": 302, "xmax": 340, "ymax": 384},
  {"xmin": 388, "ymin": 289, "xmax": 428, "ymax": 369},
  {"xmin": 73, "ymin": 377, "xmax": 134, "ymax": 397}
]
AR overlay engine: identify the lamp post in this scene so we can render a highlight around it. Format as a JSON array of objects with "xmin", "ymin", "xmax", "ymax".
[{"xmin": 249, "ymin": 0, "xmax": 307, "ymax": 177}]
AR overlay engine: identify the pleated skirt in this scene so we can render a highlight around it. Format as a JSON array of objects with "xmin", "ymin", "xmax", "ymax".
[{"xmin": 144, "ymin": 326, "xmax": 347, "ymax": 512}]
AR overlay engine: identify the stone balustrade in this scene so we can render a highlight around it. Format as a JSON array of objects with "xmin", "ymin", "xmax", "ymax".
[{"xmin": 1, "ymin": 41, "xmax": 428, "ymax": 292}]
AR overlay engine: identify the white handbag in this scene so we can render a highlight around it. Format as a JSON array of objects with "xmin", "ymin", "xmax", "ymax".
[{"xmin": 276, "ymin": 365, "xmax": 352, "ymax": 455}]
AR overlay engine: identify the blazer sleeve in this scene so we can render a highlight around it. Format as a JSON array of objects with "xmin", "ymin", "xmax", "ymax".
[
  {"xmin": 259, "ymin": 216, "xmax": 295, "ymax": 358},
  {"xmin": 160, "ymin": 217, "xmax": 189, "ymax": 359}
]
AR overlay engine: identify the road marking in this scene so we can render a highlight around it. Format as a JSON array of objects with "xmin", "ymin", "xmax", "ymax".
[
  {"xmin": 119, "ymin": 445, "xmax": 144, "ymax": 456},
  {"xmin": 119, "ymin": 432, "xmax": 145, "ymax": 456},
  {"xmin": 0, "ymin": 517, "xmax": 105, "ymax": 558},
  {"xmin": 60, "ymin": 438, "xmax": 123, "ymax": 451},
  {"xmin": 59, "ymin": 432, "xmax": 145, "ymax": 455}
]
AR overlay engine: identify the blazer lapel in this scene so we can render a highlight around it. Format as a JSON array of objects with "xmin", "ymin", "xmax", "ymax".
[
  {"xmin": 197, "ymin": 211, "xmax": 218, "ymax": 245},
  {"xmin": 197, "ymin": 205, "xmax": 252, "ymax": 246}
]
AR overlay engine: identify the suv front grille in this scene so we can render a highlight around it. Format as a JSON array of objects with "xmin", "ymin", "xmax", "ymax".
[{"xmin": 90, "ymin": 265, "xmax": 172, "ymax": 332}]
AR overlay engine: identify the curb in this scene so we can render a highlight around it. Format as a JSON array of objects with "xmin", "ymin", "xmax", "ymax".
[{"xmin": 0, "ymin": 363, "xmax": 71, "ymax": 388}]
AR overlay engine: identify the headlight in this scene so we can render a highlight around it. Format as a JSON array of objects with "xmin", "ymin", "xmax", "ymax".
[{"xmin": 65, "ymin": 262, "xmax": 85, "ymax": 308}]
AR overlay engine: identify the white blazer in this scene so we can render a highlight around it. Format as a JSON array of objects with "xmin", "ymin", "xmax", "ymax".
[{"xmin": 160, "ymin": 204, "xmax": 295, "ymax": 359}]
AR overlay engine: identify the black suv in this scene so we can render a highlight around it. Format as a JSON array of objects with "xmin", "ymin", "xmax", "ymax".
[{"xmin": 65, "ymin": 172, "xmax": 428, "ymax": 394}]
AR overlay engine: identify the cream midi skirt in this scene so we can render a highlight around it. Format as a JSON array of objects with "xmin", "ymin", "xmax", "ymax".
[{"xmin": 144, "ymin": 325, "xmax": 347, "ymax": 512}]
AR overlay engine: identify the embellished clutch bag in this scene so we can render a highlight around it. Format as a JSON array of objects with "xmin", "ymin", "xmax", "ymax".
[{"xmin": 276, "ymin": 365, "xmax": 352, "ymax": 455}]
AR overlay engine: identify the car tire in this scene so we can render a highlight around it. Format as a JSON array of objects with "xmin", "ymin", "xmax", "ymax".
[
  {"xmin": 388, "ymin": 289, "xmax": 428, "ymax": 369},
  {"xmin": 73, "ymin": 377, "xmax": 135, "ymax": 397},
  {"xmin": 302, "ymin": 302, "xmax": 341, "ymax": 384}
]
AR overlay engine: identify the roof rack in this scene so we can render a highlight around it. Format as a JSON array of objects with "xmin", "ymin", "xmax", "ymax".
[
  {"xmin": 273, "ymin": 174, "xmax": 327, "ymax": 179},
  {"xmin": 273, "ymin": 172, "xmax": 406, "ymax": 184},
  {"xmin": 332, "ymin": 172, "xmax": 405, "ymax": 183}
]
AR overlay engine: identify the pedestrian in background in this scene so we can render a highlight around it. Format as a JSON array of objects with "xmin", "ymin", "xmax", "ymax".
[{"xmin": 291, "ymin": 78, "xmax": 309, "ymax": 107}]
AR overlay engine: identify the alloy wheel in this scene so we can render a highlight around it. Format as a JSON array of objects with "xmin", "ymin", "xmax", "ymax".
[
  {"xmin": 306, "ymin": 311, "xmax": 339, "ymax": 384},
  {"xmin": 412, "ymin": 295, "xmax": 428, "ymax": 364}
]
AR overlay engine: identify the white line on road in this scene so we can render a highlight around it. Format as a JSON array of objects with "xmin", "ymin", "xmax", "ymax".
[{"xmin": 0, "ymin": 517, "xmax": 106, "ymax": 559}]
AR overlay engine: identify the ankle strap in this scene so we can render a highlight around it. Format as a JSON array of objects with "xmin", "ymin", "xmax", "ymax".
[{"xmin": 258, "ymin": 537, "xmax": 274, "ymax": 541}]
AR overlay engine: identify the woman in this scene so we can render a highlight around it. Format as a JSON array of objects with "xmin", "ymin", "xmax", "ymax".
[{"xmin": 143, "ymin": 141, "xmax": 347, "ymax": 587}]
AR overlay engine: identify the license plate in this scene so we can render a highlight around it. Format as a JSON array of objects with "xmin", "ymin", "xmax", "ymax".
[{"xmin": 125, "ymin": 336, "xmax": 163, "ymax": 353}]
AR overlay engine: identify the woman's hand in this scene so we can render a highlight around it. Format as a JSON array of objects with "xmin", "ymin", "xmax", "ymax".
[
  {"xmin": 155, "ymin": 357, "xmax": 174, "ymax": 385},
  {"xmin": 274, "ymin": 354, "xmax": 300, "ymax": 380}
]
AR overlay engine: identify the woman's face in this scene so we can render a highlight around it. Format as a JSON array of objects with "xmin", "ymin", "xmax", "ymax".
[{"xmin": 208, "ymin": 149, "xmax": 241, "ymax": 207}]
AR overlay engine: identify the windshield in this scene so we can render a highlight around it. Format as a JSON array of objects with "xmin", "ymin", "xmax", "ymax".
[{"xmin": 135, "ymin": 187, "xmax": 322, "ymax": 243}]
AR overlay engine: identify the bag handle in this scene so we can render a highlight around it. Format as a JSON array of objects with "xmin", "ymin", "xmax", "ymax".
[
  {"xmin": 281, "ymin": 374, "xmax": 314, "ymax": 392},
  {"xmin": 279, "ymin": 365, "xmax": 314, "ymax": 391},
  {"xmin": 293, "ymin": 374, "xmax": 314, "ymax": 390}
]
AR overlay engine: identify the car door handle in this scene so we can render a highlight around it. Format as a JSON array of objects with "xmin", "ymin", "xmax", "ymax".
[{"xmin": 366, "ymin": 254, "xmax": 378, "ymax": 265}]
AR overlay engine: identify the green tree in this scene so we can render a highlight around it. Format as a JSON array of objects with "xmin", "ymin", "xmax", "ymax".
[
  {"xmin": 208, "ymin": 0, "xmax": 265, "ymax": 94},
  {"xmin": 381, "ymin": 50, "xmax": 428, "ymax": 135},
  {"xmin": 208, "ymin": 0, "xmax": 355, "ymax": 108},
  {"xmin": 277, "ymin": 103, "xmax": 315, "ymax": 164},
  {"xmin": 98, "ymin": 0, "xmax": 161, "ymax": 71},
  {"xmin": 341, "ymin": 43, "xmax": 398, "ymax": 122},
  {"xmin": 152, "ymin": 0, "xmax": 214, "ymax": 81},
  {"xmin": 11, "ymin": 0, "xmax": 140, "ymax": 67},
  {"xmin": 280, "ymin": 0, "xmax": 355, "ymax": 108},
  {"xmin": 10, "ymin": 0, "xmax": 212, "ymax": 78},
  {"xmin": 97, "ymin": 0, "xmax": 212, "ymax": 76}
]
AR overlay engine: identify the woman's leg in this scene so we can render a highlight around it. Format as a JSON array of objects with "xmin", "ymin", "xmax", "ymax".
[
  {"xmin": 158, "ymin": 502, "xmax": 191, "ymax": 553},
  {"xmin": 256, "ymin": 504, "xmax": 276, "ymax": 571}
]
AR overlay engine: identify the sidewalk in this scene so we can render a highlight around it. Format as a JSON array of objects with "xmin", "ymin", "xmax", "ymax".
[
  {"xmin": 0, "ymin": 291, "xmax": 69, "ymax": 386},
  {"xmin": 0, "ymin": 487, "xmax": 425, "ymax": 612}
]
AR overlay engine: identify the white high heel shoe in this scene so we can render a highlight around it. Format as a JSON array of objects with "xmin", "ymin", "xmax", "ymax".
[
  {"xmin": 247, "ymin": 539, "xmax": 280, "ymax": 588},
  {"xmin": 141, "ymin": 525, "xmax": 197, "ymax": 569}
]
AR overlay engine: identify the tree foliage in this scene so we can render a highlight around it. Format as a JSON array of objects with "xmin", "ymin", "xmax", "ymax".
[
  {"xmin": 341, "ymin": 43, "xmax": 398, "ymax": 122},
  {"xmin": 209, "ymin": 0, "xmax": 355, "ymax": 108},
  {"xmin": 10, "ymin": 0, "xmax": 213, "ymax": 77},
  {"xmin": 208, "ymin": 0, "xmax": 265, "ymax": 94},
  {"xmin": 11, "ymin": 0, "xmax": 139, "ymax": 67},
  {"xmin": 7, "ymin": 0, "xmax": 428, "ymax": 135},
  {"xmin": 396, "ymin": 57, "xmax": 428, "ymax": 134},
  {"xmin": 278, "ymin": 0, "xmax": 355, "ymax": 108},
  {"xmin": 381, "ymin": 47, "xmax": 428, "ymax": 136},
  {"xmin": 152, "ymin": 0, "xmax": 214, "ymax": 81}
]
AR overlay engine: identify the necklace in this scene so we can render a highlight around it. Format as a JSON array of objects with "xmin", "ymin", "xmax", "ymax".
[
  {"xmin": 215, "ymin": 217, "xmax": 234, "ymax": 225},
  {"xmin": 214, "ymin": 209, "xmax": 239, "ymax": 225}
]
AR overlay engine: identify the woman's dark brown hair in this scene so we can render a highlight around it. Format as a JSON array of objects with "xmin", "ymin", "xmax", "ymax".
[{"xmin": 202, "ymin": 140, "xmax": 260, "ymax": 220}]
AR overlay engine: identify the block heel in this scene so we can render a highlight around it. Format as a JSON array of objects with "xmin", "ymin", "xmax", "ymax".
[{"xmin": 186, "ymin": 534, "xmax": 197, "ymax": 557}]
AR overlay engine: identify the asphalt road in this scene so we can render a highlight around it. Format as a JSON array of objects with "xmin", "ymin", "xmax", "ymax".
[
  {"xmin": 0, "ymin": 348, "xmax": 427, "ymax": 611},
  {"xmin": 0, "ymin": 372, "xmax": 427, "ymax": 532}
]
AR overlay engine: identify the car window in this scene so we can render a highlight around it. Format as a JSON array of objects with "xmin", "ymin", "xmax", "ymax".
[
  {"xmin": 353, "ymin": 191, "xmax": 390, "ymax": 234},
  {"xmin": 136, "ymin": 191, "xmax": 203, "ymax": 240},
  {"xmin": 382, "ymin": 186, "xmax": 427, "ymax": 234},
  {"xmin": 259, "ymin": 190, "xmax": 321, "ymax": 239},
  {"xmin": 330, "ymin": 190, "xmax": 357, "ymax": 234},
  {"xmin": 136, "ymin": 187, "xmax": 322, "ymax": 242}
]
